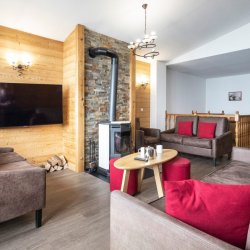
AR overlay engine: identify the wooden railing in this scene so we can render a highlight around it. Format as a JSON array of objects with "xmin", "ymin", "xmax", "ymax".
[{"xmin": 165, "ymin": 111, "xmax": 250, "ymax": 148}]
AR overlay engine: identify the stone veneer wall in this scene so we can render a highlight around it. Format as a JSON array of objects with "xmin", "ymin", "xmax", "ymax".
[{"xmin": 84, "ymin": 28, "xmax": 130, "ymax": 168}]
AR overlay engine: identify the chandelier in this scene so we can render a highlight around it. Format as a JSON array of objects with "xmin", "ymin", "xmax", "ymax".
[{"xmin": 128, "ymin": 3, "xmax": 159, "ymax": 59}]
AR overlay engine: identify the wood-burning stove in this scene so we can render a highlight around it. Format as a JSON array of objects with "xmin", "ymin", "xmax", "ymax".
[{"xmin": 99, "ymin": 121, "xmax": 131, "ymax": 175}]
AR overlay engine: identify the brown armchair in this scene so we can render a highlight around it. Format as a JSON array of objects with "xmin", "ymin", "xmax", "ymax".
[{"xmin": 135, "ymin": 118, "xmax": 161, "ymax": 151}]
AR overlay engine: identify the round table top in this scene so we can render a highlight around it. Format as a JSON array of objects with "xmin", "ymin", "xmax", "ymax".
[{"xmin": 114, "ymin": 149, "xmax": 178, "ymax": 170}]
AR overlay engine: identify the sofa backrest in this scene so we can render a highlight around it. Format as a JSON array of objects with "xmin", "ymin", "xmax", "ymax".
[
  {"xmin": 175, "ymin": 116, "xmax": 199, "ymax": 135},
  {"xmin": 198, "ymin": 117, "xmax": 229, "ymax": 137}
]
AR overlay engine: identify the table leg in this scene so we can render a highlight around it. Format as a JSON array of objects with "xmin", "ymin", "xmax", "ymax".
[
  {"xmin": 152, "ymin": 164, "xmax": 164, "ymax": 198},
  {"xmin": 121, "ymin": 169, "xmax": 130, "ymax": 193},
  {"xmin": 137, "ymin": 168, "xmax": 145, "ymax": 192}
]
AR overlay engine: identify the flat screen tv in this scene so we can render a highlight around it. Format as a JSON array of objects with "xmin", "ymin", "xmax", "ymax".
[{"xmin": 0, "ymin": 83, "xmax": 63, "ymax": 127}]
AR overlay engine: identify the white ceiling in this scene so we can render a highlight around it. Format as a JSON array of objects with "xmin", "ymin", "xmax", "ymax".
[
  {"xmin": 167, "ymin": 48, "xmax": 250, "ymax": 78},
  {"xmin": 1, "ymin": 0, "xmax": 250, "ymax": 62}
]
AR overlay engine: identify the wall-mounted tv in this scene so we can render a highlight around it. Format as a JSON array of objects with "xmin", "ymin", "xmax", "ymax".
[{"xmin": 0, "ymin": 83, "xmax": 63, "ymax": 127}]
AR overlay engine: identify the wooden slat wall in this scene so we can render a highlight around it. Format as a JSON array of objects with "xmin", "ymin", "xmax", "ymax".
[
  {"xmin": 0, "ymin": 26, "xmax": 63, "ymax": 164},
  {"xmin": 129, "ymin": 51, "xmax": 136, "ymax": 148},
  {"xmin": 135, "ymin": 60, "xmax": 150, "ymax": 128},
  {"xmin": 63, "ymin": 25, "xmax": 84, "ymax": 172}
]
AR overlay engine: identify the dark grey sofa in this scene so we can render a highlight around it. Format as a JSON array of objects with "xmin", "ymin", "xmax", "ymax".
[
  {"xmin": 110, "ymin": 147, "xmax": 250, "ymax": 250},
  {"xmin": 0, "ymin": 147, "xmax": 46, "ymax": 227},
  {"xmin": 160, "ymin": 116, "xmax": 232, "ymax": 165}
]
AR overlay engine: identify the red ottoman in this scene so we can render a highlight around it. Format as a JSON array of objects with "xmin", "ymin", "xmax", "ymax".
[
  {"xmin": 109, "ymin": 158, "xmax": 138, "ymax": 196},
  {"xmin": 162, "ymin": 157, "xmax": 191, "ymax": 186}
]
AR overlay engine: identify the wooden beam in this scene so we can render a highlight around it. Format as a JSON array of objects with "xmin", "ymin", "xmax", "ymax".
[
  {"xmin": 129, "ymin": 51, "xmax": 136, "ymax": 150},
  {"xmin": 75, "ymin": 24, "xmax": 85, "ymax": 172}
]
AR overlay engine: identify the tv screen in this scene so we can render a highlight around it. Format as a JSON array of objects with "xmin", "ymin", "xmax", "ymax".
[{"xmin": 0, "ymin": 83, "xmax": 63, "ymax": 127}]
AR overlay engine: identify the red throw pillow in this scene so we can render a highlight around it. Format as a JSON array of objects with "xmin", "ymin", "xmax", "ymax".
[
  {"xmin": 198, "ymin": 122, "xmax": 216, "ymax": 138},
  {"xmin": 165, "ymin": 180, "xmax": 250, "ymax": 249},
  {"xmin": 178, "ymin": 121, "xmax": 193, "ymax": 136}
]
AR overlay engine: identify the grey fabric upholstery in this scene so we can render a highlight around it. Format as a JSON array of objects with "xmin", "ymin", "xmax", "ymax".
[
  {"xmin": 0, "ymin": 150, "xmax": 46, "ymax": 227},
  {"xmin": 175, "ymin": 116, "xmax": 199, "ymax": 135},
  {"xmin": 199, "ymin": 117, "xmax": 229, "ymax": 137},
  {"xmin": 0, "ymin": 147, "xmax": 14, "ymax": 153},
  {"xmin": 110, "ymin": 191, "xmax": 240, "ymax": 250},
  {"xmin": 160, "ymin": 116, "xmax": 232, "ymax": 163}
]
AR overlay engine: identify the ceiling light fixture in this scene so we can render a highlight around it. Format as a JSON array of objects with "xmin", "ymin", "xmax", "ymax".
[{"xmin": 128, "ymin": 3, "xmax": 159, "ymax": 59}]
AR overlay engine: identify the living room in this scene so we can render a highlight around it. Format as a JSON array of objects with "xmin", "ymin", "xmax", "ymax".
[{"xmin": 0, "ymin": 1, "xmax": 250, "ymax": 250}]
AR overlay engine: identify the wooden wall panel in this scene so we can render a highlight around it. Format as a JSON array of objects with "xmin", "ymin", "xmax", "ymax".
[
  {"xmin": 63, "ymin": 25, "xmax": 84, "ymax": 172},
  {"xmin": 0, "ymin": 26, "xmax": 63, "ymax": 164},
  {"xmin": 130, "ymin": 51, "xmax": 136, "ymax": 148},
  {"xmin": 136, "ymin": 60, "xmax": 150, "ymax": 128}
]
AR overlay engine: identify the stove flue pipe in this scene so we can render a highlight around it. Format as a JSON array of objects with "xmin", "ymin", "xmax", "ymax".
[{"xmin": 89, "ymin": 47, "xmax": 118, "ymax": 122}]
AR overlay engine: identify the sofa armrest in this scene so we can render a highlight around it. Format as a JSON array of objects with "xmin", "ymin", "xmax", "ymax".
[
  {"xmin": 161, "ymin": 128, "xmax": 175, "ymax": 134},
  {"xmin": 141, "ymin": 127, "xmax": 161, "ymax": 139},
  {"xmin": 0, "ymin": 167, "xmax": 46, "ymax": 222},
  {"xmin": 231, "ymin": 146, "xmax": 250, "ymax": 163},
  {"xmin": 212, "ymin": 131, "xmax": 232, "ymax": 157},
  {"xmin": 0, "ymin": 147, "xmax": 14, "ymax": 153},
  {"xmin": 111, "ymin": 191, "xmax": 239, "ymax": 250}
]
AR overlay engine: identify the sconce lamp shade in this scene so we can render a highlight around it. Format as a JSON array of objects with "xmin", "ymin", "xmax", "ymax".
[{"xmin": 6, "ymin": 52, "xmax": 32, "ymax": 76}]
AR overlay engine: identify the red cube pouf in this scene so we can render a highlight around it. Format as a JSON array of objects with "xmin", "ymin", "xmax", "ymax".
[
  {"xmin": 109, "ymin": 158, "xmax": 138, "ymax": 196},
  {"xmin": 162, "ymin": 156, "xmax": 191, "ymax": 186}
]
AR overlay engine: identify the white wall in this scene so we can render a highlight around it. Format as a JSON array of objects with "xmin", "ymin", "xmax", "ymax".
[
  {"xmin": 206, "ymin": 74, "xmax": 250, "ymax": 114},
  {"xmin": 150, "ymin": 61, "xmax": 167, "ymax": 130},
  {"xmin": 166, "ymin": 69, "xmax": 206, "ymax": 113}
]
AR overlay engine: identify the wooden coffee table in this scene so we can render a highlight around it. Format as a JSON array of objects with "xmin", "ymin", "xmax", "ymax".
[{"xmin": 114, "ymin": 149, "xmax": 178, "ymax": 198}]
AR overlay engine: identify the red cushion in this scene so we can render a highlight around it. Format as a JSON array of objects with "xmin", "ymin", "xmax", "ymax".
[
  {"xmin": 178, "ymin": 121, "xmax": 193, "ymax": 136},
  {"xmin": 198, "ymin": 122, "xmax": 217, "ymax": 138},
  {"xmin": 109, "ymin": 158, "xmax": 138, "ymax": 196},
  {"xmin": 165, "ymin": 180, "xmax": 250, "ymax": 249}
]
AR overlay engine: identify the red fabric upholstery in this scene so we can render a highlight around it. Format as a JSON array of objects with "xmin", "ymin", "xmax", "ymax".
[
  {"xmin": 162, "ymin": 157, "xmax": 190, "ymax": 185},
  {"xmin": 178, "ymin": 121, "xmax": 193, "ymax": 136},
  {"xmin": 109, "ymin": 158, "xmax": 138, "ymax": 196},
  {"xmin": 198, "ymin": 122, "xmax": 217, "ymax": 138},
  {"xmin": 165, "ymin": 180, "xmax": 250, "ymax": 249}
]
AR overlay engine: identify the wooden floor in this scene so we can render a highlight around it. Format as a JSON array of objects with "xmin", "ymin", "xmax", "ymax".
[{"xmin": 0, "ymin": 155, "xmax": 229, "ymax": 250}]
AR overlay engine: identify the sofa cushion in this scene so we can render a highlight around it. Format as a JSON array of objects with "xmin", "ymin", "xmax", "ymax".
[
  {"xmin": 199, "ymin": 117, "xmax": 229, "ymax": 137},
  {"xmin": 0, "ymin": 160, "xmax": 35, "ymax": 171},
  {"xmin": 178, "ymin": 121, "xmax": 193, "ymax": 136},
  {"xmin": 182, "ymin": 137, "xmax": 212, "ymax": 149},
  {"xmin": 165, "ymin": 179, "xmax": 250, "ymax": 249},
  {"xmin": 198, "ymin": 122, "xmax": 217, "ymax": 139},
  {"xmin": 0, "ymin": 152, "xmax": 26, "ymax": 165},
  {"xmin": 160, "ymin": 133, "xmax": 183, "ymax": 144},
  {"xmin": 175, "ymin": 116, "xmax": 198, "ymax": 135}
]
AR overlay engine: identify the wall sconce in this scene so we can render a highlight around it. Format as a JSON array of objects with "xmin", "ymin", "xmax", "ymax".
[
  {"xmin": 6, "ymin": 52, "xmax": 32, "ymax": 76},
  {"xmin": 139, "ymin": 81, "xmax": 149, "ymax": 89},
  {"xmin": 136, "ymin": 75, "xmax": 149, "ymax": 89}
]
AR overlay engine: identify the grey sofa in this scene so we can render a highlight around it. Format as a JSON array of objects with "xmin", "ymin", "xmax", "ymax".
[
  {"xmin": 160, "ymin": 116, "xmax": 232, "ymax": 165},
  {"xmin": 0, "ymin": 147, "xmax": 46, "ymax": 227},
  {"xmin": 110, "ymin": 147, "xmax": 250, "ymax": 250}
]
